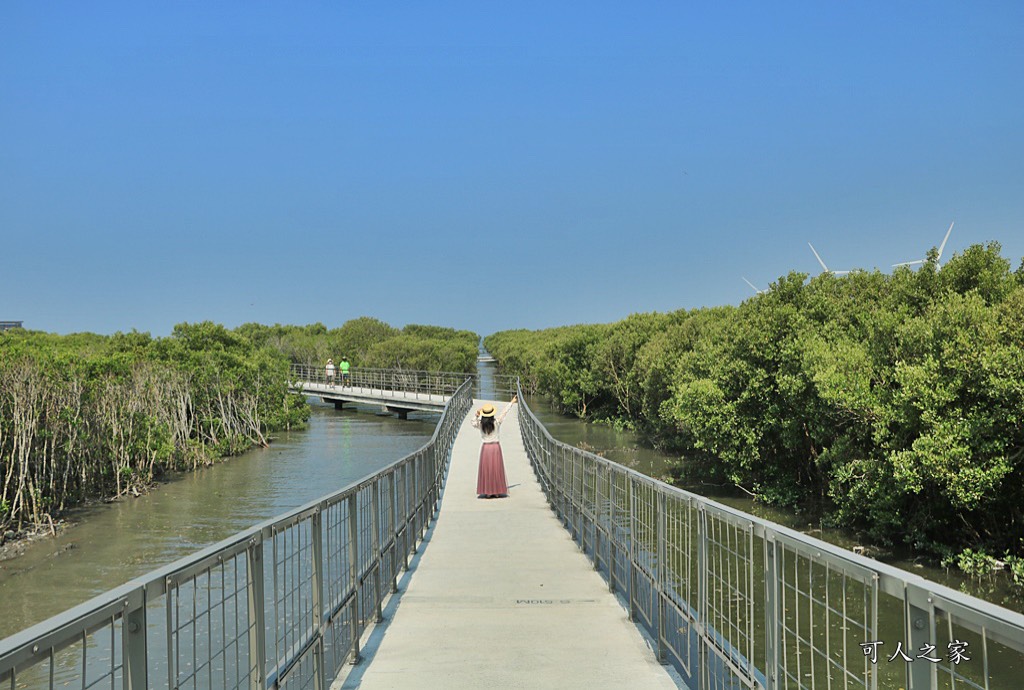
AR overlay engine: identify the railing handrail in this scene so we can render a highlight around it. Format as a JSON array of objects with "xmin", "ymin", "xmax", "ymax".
[
  {"xmin": 1, "ymin": 377, "xmax": 475, "ymax": 688},
  {"xmin": 289, "ymin": 363, "xmax": 520, "ymax": 401},
  {"xmin": 516, "ymin": 380, "xmax": 1024, "ymax": 688}
]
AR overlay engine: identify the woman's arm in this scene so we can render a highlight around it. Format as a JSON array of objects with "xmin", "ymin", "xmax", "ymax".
[{"xmin": 497, "ymin": 395, "xmax": 518, "ymax": 424}]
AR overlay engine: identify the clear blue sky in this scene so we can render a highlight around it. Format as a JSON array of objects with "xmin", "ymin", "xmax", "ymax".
[{"xmin": 3, "ymin": 2, "xmax": 1022, "ymax": 338}]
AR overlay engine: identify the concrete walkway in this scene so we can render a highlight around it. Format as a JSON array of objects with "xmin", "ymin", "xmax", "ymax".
[{"xmin": 336, "ymin": 400, "xmax": 680, "ymax": 689}]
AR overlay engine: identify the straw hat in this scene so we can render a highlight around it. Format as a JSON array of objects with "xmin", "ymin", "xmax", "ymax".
[{"xmin": 479, "ymin": 404, "xmax": 496, "ymax": 418}]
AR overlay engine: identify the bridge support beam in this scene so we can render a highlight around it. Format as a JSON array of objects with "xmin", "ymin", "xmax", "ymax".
[{"xmin": 383, "ymin": 405, "xmax": 411, "ymax": 420}]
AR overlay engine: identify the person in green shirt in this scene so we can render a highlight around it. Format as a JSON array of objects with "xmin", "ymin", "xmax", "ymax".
[{"xmin": 340, "ymin": 358, "xmax": 351, "ymax": 386}]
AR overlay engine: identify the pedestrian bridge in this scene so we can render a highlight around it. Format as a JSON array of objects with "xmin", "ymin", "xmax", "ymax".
[{"xmin": 2, "ymin": 372, "xmax": 1023, "ymax": 689}]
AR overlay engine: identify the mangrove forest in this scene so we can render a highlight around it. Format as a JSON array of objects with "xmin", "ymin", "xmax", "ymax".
[
  {"xmin": 485, "ymin": 242, "xmax": 1024, "ymax": 579},
  {"xmin": 0, "ymin": 318, "xmax": 479, "ymax": 539}
]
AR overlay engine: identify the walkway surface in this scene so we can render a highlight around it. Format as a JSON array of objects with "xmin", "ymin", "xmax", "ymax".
[{"xmin": 337, "ymin": 400, "xmax": 680, "ymax": 689}]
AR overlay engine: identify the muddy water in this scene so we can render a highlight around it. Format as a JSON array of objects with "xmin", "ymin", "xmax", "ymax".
[{"xmin": 0, "ymin": 402, "xmax": 435, "ymax": 639}]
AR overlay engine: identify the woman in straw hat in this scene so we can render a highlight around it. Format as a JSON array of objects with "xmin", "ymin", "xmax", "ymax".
[{"xmin": 471, "ymin": 395, "xmax": 518, "ymax": 498}]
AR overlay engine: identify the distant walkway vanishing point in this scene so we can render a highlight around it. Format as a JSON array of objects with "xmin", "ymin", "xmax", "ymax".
[{"xmin": 336, "ymin": 401, "xmax": 679, "ymax": 689}]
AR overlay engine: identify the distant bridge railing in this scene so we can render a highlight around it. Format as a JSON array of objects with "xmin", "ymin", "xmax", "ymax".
[
  {"xmin": 517, "ymin": 382, "xmax": 1024, "ymax": 690},
  {"xmin": 0, "ymin": 378, "xmax": 474, "ymax": 690},
  {"xmin": 291, "ymin": 364, "xmax": 518, "ymax": 402}
]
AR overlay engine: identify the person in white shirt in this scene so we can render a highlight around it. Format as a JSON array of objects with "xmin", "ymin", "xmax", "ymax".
[{"xmin": 470, "ymin": 395, "xmax": 517, "ymax": 498}]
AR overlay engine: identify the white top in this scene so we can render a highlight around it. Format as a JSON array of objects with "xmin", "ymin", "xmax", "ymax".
[
  {"xmin": 471, "ymin": 416, "xmax": 503, "ymax": 443},
  {"xmin": 471, "ymin": 402, "xmax": 515, "ymax": 444}
]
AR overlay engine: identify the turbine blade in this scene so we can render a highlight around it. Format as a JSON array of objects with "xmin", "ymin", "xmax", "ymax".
[
  {"xmin": 742, "ymin": 277, "xmax": 762, "ymax": 293},
  {"xmin": 893, "ymin": 260, "xmax": 924, "ymax": 267},
  {"xmin": 937, "ymin": 221, "xmax": 954, "ymax": 260},
  {"xmin": 808, "ymin": 242, "xmax": 829, "ymax": 271}
]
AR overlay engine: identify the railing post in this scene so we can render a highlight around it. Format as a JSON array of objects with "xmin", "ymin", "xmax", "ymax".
[
  {"xmin": 656, "ymin": 491, "xmax": 668, "ymax": 664},
  {"xmin": 401, "ymin": 463, "xmax": 411, "ymax": 569},
  {"xmin": 410, "ymin": 457, "xmax": 420, "ymax": 556},
  {"xmin": 559, "ymin": 446, "xmax": 569, "ymax": 526},
  {"xmin": 905, "ymin": 585, "xmax": 937, "ymax": 690},
  {"xmin": 311, "ymin": 508, "xmax": 328, "ymax": 690},
  {"xmin": 371, "ymin": 481, "xmax": 383, "ymax": 624},
  {"xmin": 571, "ymin": 449, "xmax": 580, "ymax": 547},
  {"xmin": 764, "ymin": 531, "xmax": 779, "ymax": 690},
  {"xmin": 122, "ymin": 591, "xmax": 148, "ymax": 690},
  {"xmin": 628, "ymin": 478, "xmax": 637, "ymax": 622},
  {"xmin": 593, "ymin": 466, "xmax": 603, "ymax": 573},
  {"xmin": 347, "ymin": 494, "xmax": 362, "ymax": 665},
  {"xmin": 247, "ymin": 537, "xmax": 267, "ymax": 690},
  {"xmin": 696, "ymin": 504, "xmax": 707, "ymax": 687},
  {"xmin": 608, "ymin": 471, "xmax": 617, "ymax": 594},
  {"xmin": 390, "ymin": 470, "xmax": 400, "ymax": 592}
]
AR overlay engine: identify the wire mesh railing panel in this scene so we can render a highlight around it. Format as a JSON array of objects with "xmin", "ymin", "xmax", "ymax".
[
  {"xmin": 929, "ymin": 595, "xmax": 1024, "ymax": 690},
  {"xmin": 267, "ymin": 517, "xmax": 317, "ymax": 681},
  {"xmin": 166, "ymin": 551, "xmax": 254, "ymax": 690},
  {"xmin": 322, "ymin": 499, "xmax": 352, "ymax": 623},
  {"xmin": 593, "ymin": 463, "xmax": 613, "ymax": 576},
  {"xmin": 514, "ymin": 382, "xmax": 1024, "ymax": 690},
  {"xmin": 322, "ymin": 609, "xmax": 353, "ymax": 682},
  {"xmin": 773, "ymin": 535, "xmax": 877, "ymax": 690},
  {"xmin": 630, "ymin": 478, "xmax": 658, "ymax": 629},
  {"xmin": 1, "ymin": 374, "xmax": 474, "ymax": 690},
  {"xmin": 663, "ymin": 493, "xmax": 697, "ymax": 675},
  {"xmin": 609, "ymin": 467, "xmax": 632, "ymax": 597},
  {"xmin": 701, "ymin": 506, "xmax": 756, "ymax": 685},
  {"xmin": 275, "ymin": 643, "xmax": 318, "ymax": 690},
  {"xmin": 291, "ymin": 364, "xmax": 518, "ymax": 402},
  {"xmin": 356, "ymin": 487, "xmax": 374, "ymax": 581},
  {"xmin": 4, "ymin": 621, "xmax": 125, "ymax": 690}
]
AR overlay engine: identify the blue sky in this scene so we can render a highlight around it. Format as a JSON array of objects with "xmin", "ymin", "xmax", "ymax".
[{"xmin": 3, "ymin": 2, "xmax": 1022, "ymax": 338}]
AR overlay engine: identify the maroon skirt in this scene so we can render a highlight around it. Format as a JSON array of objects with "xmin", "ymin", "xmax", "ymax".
[{"xmin": 476, "ymin": 442, "xmax": 508, "ymax": 496}]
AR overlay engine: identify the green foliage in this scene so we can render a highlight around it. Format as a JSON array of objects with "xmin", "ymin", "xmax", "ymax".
[
  {"xmin": 235, "ymin": 318, "xmax": 477, "ymax": 373},
  {"xmin": 946, "ymin": 549, "xmax": 1004, "ymax": 577},
  {"xmin": 0, "ymin": 323, "xmax": 309, "ymax": 532},
  {"xmin": 485, "ymin": 243, "xmax": 1024, "ymax": 559}
]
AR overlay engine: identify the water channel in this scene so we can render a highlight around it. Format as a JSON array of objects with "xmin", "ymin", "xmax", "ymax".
[{"xmin": 0, "ymin": 403, "xmax": 437, "ymax": 639}]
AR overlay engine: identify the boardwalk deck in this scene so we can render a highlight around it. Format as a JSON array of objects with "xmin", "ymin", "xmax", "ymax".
[
  {"xmin": 335, "ymin": 400, "xmax": 680, "ymax": 689},
  {"xmin": 297, "ymin": 381, "xmax": 450, "ymax": 413}
]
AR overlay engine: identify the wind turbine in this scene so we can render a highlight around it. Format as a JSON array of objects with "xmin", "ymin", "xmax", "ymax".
[
  {"xmin": 892, "ymin": 221, "xmax": 955, "ymax": 270},
  {"xmin": 807, "ymin": 242, "xmax": 851, "ymax": 275},
  {"xmin": 742, "ymin": 277, "xmax": 767, "ymax": 294}
]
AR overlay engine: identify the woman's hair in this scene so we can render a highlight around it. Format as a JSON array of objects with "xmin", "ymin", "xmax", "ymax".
[{"xmin": 480, "ymin": 416, "xmax": 496, "ymax": 435}]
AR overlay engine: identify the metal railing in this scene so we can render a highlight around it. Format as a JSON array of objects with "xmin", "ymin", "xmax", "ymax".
[
  {"xmin": 516, "ymin": 383, "xmax": 1024, "ymax": 690},
  {"xmin": 0, "ymin": 378, "xmax": 474, "ymax": 690},
  {"xmin": 291, "ymin": 364, "xmax": 518, "ymax": 402}
]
